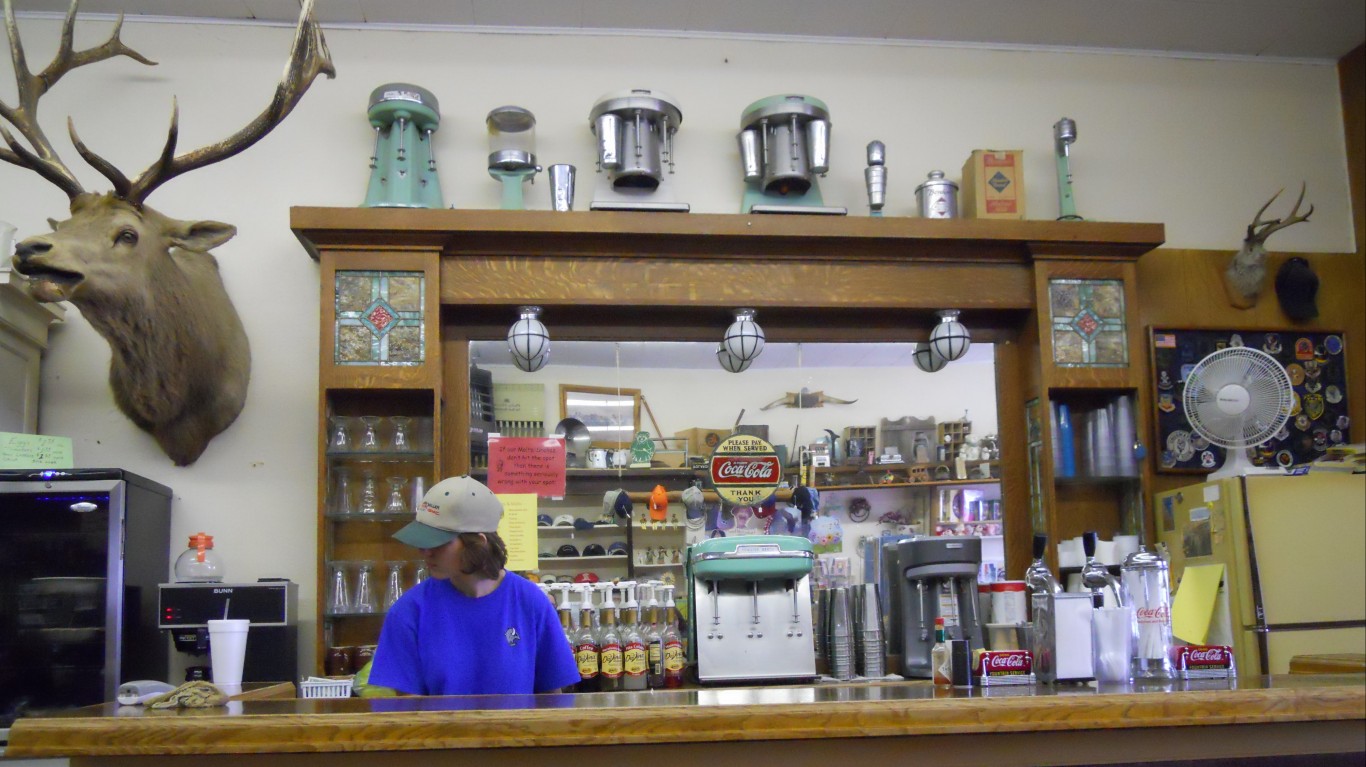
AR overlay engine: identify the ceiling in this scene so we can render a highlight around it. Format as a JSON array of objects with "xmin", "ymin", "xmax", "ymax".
[{"xmin": 9, "ymin": 0, "xmax": 1365, "ymax": 62}]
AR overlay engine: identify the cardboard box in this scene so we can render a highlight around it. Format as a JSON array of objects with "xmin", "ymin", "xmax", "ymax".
[
  {"xmin": 960, "ymin": 150, "xmax": 1025, "ymax": 219},
  {"xmin": 674, "ymin": 427, "xmax": 731, "ymax": 458},
  {"xmin": 651, "ymin": 450, "xmax": 688, "ymax": 469}
]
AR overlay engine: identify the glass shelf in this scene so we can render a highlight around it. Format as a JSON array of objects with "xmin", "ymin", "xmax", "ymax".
[{"xmin": 325, "ymin": 512, "xmax": 410, "ymax": 522}]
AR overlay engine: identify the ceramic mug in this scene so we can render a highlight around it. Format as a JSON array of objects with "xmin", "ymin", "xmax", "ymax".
[
  {"xmin": 588, "ymin": 448, "xmax": 608, "ymax": 469},
  {"xmin": 611, "ymin": 449, "xmax": 631, "ymax": 468}
]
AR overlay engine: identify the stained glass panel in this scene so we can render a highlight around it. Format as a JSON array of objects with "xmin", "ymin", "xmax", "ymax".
[
  {"xmin": 1048, "ymin": 278, "xmax": 1128, "ymax": 368},
  {"xmin": 334, "ymin": 270, "xmax": 425, "ymax": 366}
]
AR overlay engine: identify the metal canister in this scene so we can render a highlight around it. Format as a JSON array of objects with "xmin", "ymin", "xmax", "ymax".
[
  {"xmin": 737, "ymin": 129, "xmax": 762, "ymax": 182},
  {"xmin": 915, "ymin": 170, "xmax": 959, "ymax": 219}
]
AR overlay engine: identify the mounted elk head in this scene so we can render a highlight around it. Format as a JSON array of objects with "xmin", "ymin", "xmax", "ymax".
[
  {"xmin": 1222, "ymin": 184, "xmax": 1313, "ymax": 310},
  {"xmin": 3, "ymin": 0, "xmax": 334, "ymax": 465}
]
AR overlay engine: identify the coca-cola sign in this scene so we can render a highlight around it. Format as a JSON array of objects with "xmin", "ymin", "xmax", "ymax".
[
  {"xmin": 709, "ymin": 434, "xmax": 782, "ymax": 506},
  {"xmin": 1171, "ymin": 645, "xmax": 1233, "ymax": 670},
  {"xmin": 975, "ymin": 650, "xmax": 1032, "ymax": 675},
  {"xmin": 1136, "ymin": 605, "xmax": 1171, "ymax": 625}
]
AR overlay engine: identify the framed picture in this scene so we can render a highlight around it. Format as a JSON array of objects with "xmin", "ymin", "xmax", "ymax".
[
  {"xmin": 559, "ymin": 385, "xmax": 642, "ymax": 448},
  {"xmin": 1148, "ymin": 327, "xmax": 1349, "ymax": 474}
]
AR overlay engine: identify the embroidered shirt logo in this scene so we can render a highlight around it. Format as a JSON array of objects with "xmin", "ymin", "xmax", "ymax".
[{"xmin": 505, "ymin": 627, "xmax": 520, "ymax": 647}]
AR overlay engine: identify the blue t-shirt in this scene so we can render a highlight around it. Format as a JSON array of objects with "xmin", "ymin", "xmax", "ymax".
[{"xmin": 369, "ymin": 572, "xmax": 579, "ymax": 695}]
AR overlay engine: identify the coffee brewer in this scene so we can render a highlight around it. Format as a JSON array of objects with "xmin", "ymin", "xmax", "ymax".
[
  {"xmin": 158, "ymin": 581, "xmax": 298, "ymax": 684},
  {"xmin": 737, "ymin": 94, "xmax": 846, "ymax": 215},
  {"xmin": 897, "ymin": 537, "xmax": 984, "ymax": 678},
  {"xmin": 688, "ymin": 535, "xmax": 817, "ymax": 684},
  {"xmin": 588, "ymin": 88, "xmax": 689, "ymax": 212},
  {"xmin": 362, "ymin": 83, "xmax": 443, "ymax": 209}
]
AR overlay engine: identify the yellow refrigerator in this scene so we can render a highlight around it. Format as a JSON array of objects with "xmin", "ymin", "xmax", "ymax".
[{"xmin": 1156, "ymin": 472, "xmax": 1365, "ymax": 676}]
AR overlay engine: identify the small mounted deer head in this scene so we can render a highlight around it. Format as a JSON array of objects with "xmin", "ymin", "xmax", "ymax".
[
  {"xmin": 3, "ymin": 0, "xmax": 334, "ymax": 465},
  {"xmin": 1222, "ymin": 184, "xmax": 1313, "ymax": 310}
]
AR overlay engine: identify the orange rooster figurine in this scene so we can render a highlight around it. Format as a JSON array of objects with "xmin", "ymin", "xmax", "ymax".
[{"xmin": 648, "ymin": 484, "xmax": 669, "ymax": 523}]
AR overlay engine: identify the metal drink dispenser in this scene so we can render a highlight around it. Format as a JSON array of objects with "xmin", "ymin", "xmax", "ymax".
[
  {"xmin": 587, "ymin": 89, "xmax": 688, "ymax": 211},
  {"xmin": 486, "ymin": 106, "xmax": 541, "ymax": 210},
  {"xmin": 737, "ymin": 94, "xmax": 844, "ymax": 215},
  {"xmin": 897, "ymin": 536, "xmax": 985, "ymax": 678},
  {"xmin": 688, "ymin": 535, "xmax": 817, "ymax": 684},
  {"xmin": 363, "ymin": 83, "xmax": 444, "ymax": 209}
]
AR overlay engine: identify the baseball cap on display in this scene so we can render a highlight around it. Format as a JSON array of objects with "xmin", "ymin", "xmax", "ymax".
[
  {"xmin": 1275, "ymin": 257, "xmax": 1319, "ymax": 321},
  {"xmin": 552, "ymin": 514, "xmax": 575, "ymax": 527},
  {"xmin": 573, "ymin": 572, "xmax": 599, "ymax": 584},
  {"xmin": 393, "ymin": 475, "xmax": 503, "ymax": 549},
  {"xmin": 537, "ymin": 514, "xmax": 553, "ymax": 527},
  {"xmin": 556, "ymin": 544, "xmax": 580, "ymax": 557},
  {"xmin": 572, "ymin": 517, "xmax": 596, "ymax": 530},
  {"xmin": 607, "ymin": 541, "xmax": 628, "ymax": 556},
  {"xmin": 582, "ymin": 543, "xmax": 607, "ymax": 557}
]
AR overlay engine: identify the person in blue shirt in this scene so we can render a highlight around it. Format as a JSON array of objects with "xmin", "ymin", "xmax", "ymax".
[{"xmin": 368, "ymin": 475, "xmax": 580, "ymax": 696}]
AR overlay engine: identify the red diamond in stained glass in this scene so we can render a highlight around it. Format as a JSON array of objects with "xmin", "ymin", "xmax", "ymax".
[
  {"xmin": 1074, "ymin": 311, "xmax": 1100, "ymax": 337},
  {"xmin": 368, "ymin": 304, "xmax": 395, "ymax": 332}
]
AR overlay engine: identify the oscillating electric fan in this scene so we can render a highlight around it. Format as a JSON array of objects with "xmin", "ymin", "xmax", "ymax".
[{"xmin": 1182, "ymin": 346, "xmax": 1294, "ymax": 479}]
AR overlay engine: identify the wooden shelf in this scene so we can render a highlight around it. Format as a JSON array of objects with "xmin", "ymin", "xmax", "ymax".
[
  {"xmin": 819, "ymin": 478, "xmax": 1000, "ymax": 491},
  {"xmin": 537, "ymin": 555, "xmax": 630, "ymax": 565}
]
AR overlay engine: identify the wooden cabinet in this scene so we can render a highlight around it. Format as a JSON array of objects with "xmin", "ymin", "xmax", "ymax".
[
  {"xmin": 296, "ymin": 208, "xmax": 1164, "ymax": 672},
  {"xmin": 0, "ymin": 271, "xmax": 64, "ymax": 434}
]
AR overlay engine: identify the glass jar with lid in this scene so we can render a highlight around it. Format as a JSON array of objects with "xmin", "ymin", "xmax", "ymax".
[{"xmin": 174, "ymin": 532, "xmax": 225, "ymax": 582}]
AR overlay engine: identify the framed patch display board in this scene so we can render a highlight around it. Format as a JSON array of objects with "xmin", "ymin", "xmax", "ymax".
[{"xmin": 1149, "ymin": 328, "xmax": 1349, "ymax": 473}]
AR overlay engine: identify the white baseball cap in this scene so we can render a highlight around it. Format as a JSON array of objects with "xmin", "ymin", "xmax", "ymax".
[{"xmin": 393, "ymin": 475, "xmax": 504, "ymax": 549}]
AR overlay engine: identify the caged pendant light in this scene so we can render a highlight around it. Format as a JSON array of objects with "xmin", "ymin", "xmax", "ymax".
[
  {"xmin": 722, "ymin": 308, "xmax": 765, "ymax": 366},
  {"xmin": 929, "ymin": 309, "xmax": 971, "ymax": 362},
  {"xmin": 507, "ymin": 305, "xmax": 550, "ymax": 372},
  {"xmin": 912, "ymin": 342, "xmax": 948, "ymax": 373},
  {"xmin": 716, "ymin": 345, "xmax": 752, "ymax": 373}
]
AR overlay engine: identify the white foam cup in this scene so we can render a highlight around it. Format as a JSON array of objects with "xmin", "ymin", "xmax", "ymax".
[{"xmin": 208, "ymin": 618, "xmax": 251, "ymax": 692}]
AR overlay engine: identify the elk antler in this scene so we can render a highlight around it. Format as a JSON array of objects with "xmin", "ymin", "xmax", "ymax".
[
  {"xmin": 69, "ymin": 0, "xmax": 336, "ymax": 205},
  {"xmin": 0, "ymin": 0, "xmax": 156, "ymax": 199},
  {"xmin": 1245, "ymin": 182, "xmax": 1314, "ymax": 245}
]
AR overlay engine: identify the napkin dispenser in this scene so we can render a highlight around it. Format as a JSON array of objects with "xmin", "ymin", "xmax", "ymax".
[{"xmin": 1032, "ymin": 591, "xmax": 1094, "ymax": 683}]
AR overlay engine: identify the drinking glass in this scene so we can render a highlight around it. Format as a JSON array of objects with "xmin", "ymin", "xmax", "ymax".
[
  {"xmin": 390, "ymin": 416, "xmax": 413, "ymax": 452},
  {"xmin": 358, "ymin": 470, "xmax": 380, "ymax": 515},
  {"xmin": 329, "ymin": 467, "xmax": 355, "ymax": 516},
  {"xmin": 353, "ymin": 561, "xmax": 379, "ymax": 613},
  {"xmin": 358, "ymin": 416, "xmax": 382, "ymax": 452},
  {"xmin": 413, "ymin": 560, "xmax": 429, "ymax": 584},
  {"xmin": 383, "ymin": 561, "xmax": 406, "ymax": 611},
  {"xmin": 328, "ymin": 416, "xmax": 353, "ymax": 453},
  {"xmin": 409, "ymin": 474, "xmax": 428, "ymax": 515},
  {"xmin": 385, "ymin": 476, "xmax": 408, "ymax": 514},
  {"xmin": 326, "ymin": 561, "xmax": 351, "ymax": 615}
]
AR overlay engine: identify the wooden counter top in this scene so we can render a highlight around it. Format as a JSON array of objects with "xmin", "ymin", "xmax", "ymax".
[{"xmin": 8, "ymin": 675, "xmax": 1363, "ymax": 760}]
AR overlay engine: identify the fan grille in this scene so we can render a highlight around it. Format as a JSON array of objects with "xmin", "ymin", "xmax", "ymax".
[{"xmin": 1182, "ymin": 347, "xmax": 1293, "ymax": 449}]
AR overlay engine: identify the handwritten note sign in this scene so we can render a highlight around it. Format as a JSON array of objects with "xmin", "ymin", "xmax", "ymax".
[
  {"xmin": 487, "ymin": 437, "xmax": 566, "ymax": 498},
  {"xmin": 495, "ymin": 493, "xmax": 539, "ymax": 572},
  {"xmin": 0, "ymin": 432, "xmax": 74, "ymax": 469}
]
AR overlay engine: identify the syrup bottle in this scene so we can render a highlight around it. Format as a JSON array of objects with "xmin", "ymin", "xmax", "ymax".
[
  {"xmin": 661, "ymin": 585, "xmax": 686, "ymax": 689},
  {"xmin": 573, "ymin": 586, "xmax": 600, "ymax": 693},
  {"xmin": 597, "ymin": 584, "xmax": 624, "ymax": 692}
]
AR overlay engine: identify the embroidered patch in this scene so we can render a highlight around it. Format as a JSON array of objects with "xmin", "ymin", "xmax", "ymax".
[{"xmin": 505, "ymin": 627, "xmax": 521, "ymax": 647}]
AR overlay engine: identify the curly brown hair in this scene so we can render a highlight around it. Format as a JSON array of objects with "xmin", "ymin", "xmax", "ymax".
[{"xmin": 458, "ymin": 532, "xmax": 508, "ymax": 579}]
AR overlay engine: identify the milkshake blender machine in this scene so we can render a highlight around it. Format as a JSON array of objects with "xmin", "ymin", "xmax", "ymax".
[
  {"xmin": 897, "ymin": 536, "xmax": 984, "ymax": 678},
  {"xmin": 588, "ymin": 89, "xmax": 689, "ymax": 212},
  {"xmin": 688, "ymin": 534, "xmax": 817, "ymax": 684},
  {"xmin": 737, "ymin": 94, "xmax": 845, "ymax": 215},
  {"xmin": 363, "ymin": 83, "xmax": 444, "ymax": 209},
  {"xmin": 1053, "ymin": 117, "xmax": 1082, "ymax": 221},
  {"xmin": 487, "ymin": 106, "xmax": 541, "ymax": 210}
]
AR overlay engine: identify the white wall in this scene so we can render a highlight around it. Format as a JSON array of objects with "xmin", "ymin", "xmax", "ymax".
[{"xmin": 0, "ymin": 19, "xmax": 1353, "ymax": 676}]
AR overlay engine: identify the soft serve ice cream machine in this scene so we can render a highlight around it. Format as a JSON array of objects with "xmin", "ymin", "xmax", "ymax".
[
  {"xmin": 688, "ymin": 535, "xmax": 818, "ymax": 684},
  {"xmin": 588, "ymin": 89, "xmax": 688, "ymax": 211},
  {"xmin": 737, "ymin": 94, "xmax": 845, "ymax": 215}
]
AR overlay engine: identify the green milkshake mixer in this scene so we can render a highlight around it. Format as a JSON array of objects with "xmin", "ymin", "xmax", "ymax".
[
  {"xmin": 363, "ymin": 83, "xmax": 443, "ymax": 209},
  {"xmin": 486, "ymin": 106, "xmax": 542, "ymax": 210}
]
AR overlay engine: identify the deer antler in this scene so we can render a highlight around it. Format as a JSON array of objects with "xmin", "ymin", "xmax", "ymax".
[
  {"xmin": 0, "ymin": 0, "xmax": 156, "ymax": 199},
  {"xmin": 1245, "ymin": 182, "xmax": 1314, "ymax": 245},
  {"xmin": 71, "ymin": 0, "xmax": 335, "ymax": 205}
]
